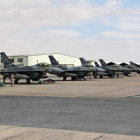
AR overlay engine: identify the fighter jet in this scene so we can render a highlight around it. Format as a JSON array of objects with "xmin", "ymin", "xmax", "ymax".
[
  {"xmin": 0, "ymin": 52, "xmax": 49, "ymax": 84},
  {"xmin": 79, "ymin": 58, "xmax": 106, "ymax": 78},
  {"xmin": 48, "ymin": 55, "xmax": 105, "ymax": 80},
  {"xmin": 106, "ymin": 61, "xmax": 131, "ymax": 76},
  {"xmin": 98, "ymin": 59, "xmax": 120, "ymax": 78},
  {"xmin": 94, "ymin": 60, "xmax": 117, "ymax": 78}
]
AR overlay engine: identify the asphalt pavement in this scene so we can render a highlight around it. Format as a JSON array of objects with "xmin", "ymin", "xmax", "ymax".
[{"xmin": 0, "ymin": 95, "xmax": 140, "ymax": 136}]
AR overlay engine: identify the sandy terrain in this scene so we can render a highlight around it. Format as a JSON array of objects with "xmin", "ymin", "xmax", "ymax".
[{"xmin": 0, "ymin": 125, "xmax": 140, "ymax": 140}]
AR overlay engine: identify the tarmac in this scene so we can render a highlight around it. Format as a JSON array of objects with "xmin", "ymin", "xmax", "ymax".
[
  {"xmin": 0, "ymin": 75, "xmax": 140, "ymax": 98},
  {"xmin": 0, "ymin": 75, "xmax": 140, "ymax": 140}
]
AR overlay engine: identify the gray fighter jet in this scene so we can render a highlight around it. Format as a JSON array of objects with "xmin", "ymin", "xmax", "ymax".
[
  {"xmin": 94, "ymin": 60, "xmax": 117, "ymax": 78},
  {"xmin": 48, "ymin": 55, "xmax": 105, "ymax": 80},
  {"xmin": 79, "ymin": 58, "xmax": 106, "ymax": 78},
  {"xmin": 106, "ymin": 61, "xmax": 131, "ymax": 76},
  {"xmin": 0, "ymin": 52, "xmax": 49, "ymax": 84}
]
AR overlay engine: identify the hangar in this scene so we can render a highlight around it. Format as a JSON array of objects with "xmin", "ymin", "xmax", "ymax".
[{"xmin": 0, "ymin": 53, "xmax": 82, "ymax": 69}]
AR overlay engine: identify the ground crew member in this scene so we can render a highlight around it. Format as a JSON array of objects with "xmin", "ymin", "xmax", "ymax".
[
  {"xmin": 90, "ymin": 72, "xmax": 93, "ymax": 80},
  {"xmin": 10, "ymin": 73, "xmax": 14, "ymax": 87},
  {"xmin": 3, "ymin": 76, "xmax": 6, "ymax": 84}
]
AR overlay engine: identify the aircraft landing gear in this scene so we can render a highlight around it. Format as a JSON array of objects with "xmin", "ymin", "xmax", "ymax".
[
  {"xmin": 99, "ymin": 75, "xmax": 103, "ymax": 79},
  {"xmin": 63, "ymin": 77, "xmax": 67, "ymax": 81},
  {"xmin": 125, "ymin": 74, "xmax": 129, "ymax": 77},
  {"xmin": 71, "ymin": 77, "xmax": 76, "ymax": 81},
  {"xmin": 117, "ymin": 74, "xmax": 119, "ymax": 78},
  {"xmin": 109, "ymin": 75, "xmax": 113, "ymax": 78},
  {"xmin": 26, "ymin": 79, "xmax": 31, "ymax": 84},
  {"xmin": 94, "ymin": 75, "xmax": 97, "ymax": 79},
  {"xmin": 39, "ymin": 79, "xmax": 55, "ymax": 84},
  {"xmin": 14, "ymin": 79, "xmax": 19, "ymax": 84},
  {"xmin": 83, "ymin": 78, "xmax": 86, "ymax": 81}
]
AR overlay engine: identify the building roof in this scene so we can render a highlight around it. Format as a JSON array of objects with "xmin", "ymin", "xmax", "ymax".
[{"xmin": 9, "ymin": 53, "xmax": 79, "ymax": 59}]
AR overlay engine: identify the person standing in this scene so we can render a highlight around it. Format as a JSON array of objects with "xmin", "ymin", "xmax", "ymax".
[
  {"xmin": 90, "ymin": 72, "xmax": 93, "ymax": 80},
  {"xmin": 3, "ymin": 75, "xmax": 6, "ymax": 84},
  {"xmin": 10, "ymin": 73, "xmax": 14, "ymax": 87}
]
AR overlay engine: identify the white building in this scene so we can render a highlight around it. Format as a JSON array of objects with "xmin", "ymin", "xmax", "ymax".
[{"xmin": 0, "ymin": 53, "xmax": 82, "ymax": 69}]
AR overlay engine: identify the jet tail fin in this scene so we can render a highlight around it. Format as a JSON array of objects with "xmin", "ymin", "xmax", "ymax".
[
  {"xmin": 79, "ymin": 58, "xmax": 86, "ymax": 66},
  {"xmin": 48, "ymin": 55, "xmax": 59, "ymax": 66},
  {"xmin": 130, "ymin": 61, "xmax": 140, "ymax": 67},
  {"xmin": 99, "ymin": 59, "xmax": 107, "ymax": 66},
  {"xmin": 95, "ymin": 62, "xmax": 100, "ymax": 67},
  {"xmin": 0, "ymin": 52, "xmax": 12, "ymax": 68}
]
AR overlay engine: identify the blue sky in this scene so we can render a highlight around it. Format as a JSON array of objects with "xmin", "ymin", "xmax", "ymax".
[
  {"xmin": 123, "ymin": 0, "xmax": 140, "ymax": 7},
  {"xmin": 0, "ymin": 0, "xmax": 140, "ymax": 62}
]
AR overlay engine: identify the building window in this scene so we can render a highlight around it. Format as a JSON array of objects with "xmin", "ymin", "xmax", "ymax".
[
  {"xmin": 18, "ymin": 58, "xmax": 23, "ymax": 62},
  {"xmin": 11, "ymin": 58, "xmax": 14, "ymax": 63}
]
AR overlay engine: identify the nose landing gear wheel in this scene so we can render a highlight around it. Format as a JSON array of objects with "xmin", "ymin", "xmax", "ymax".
[
  {"xmin": 26, "ymin": 79, "xmax": 30, "ymax": 84},
  {"xmin": 14, "ymin": 79, "xmax": 19, "ymax": 84},
  {"xmin": 99, "ymin": 75, "xmax": 103, "ymax": 79},
  {"xmin": 71, "ymin": 77, "xmax": 76, "ymax": 81},
  {"xmin": 63, "ymin": 77, "xmax": 67, "ymax": 81},
  {"xmin": 94, "ymin": 75, "xmax": 97, "ymax": 79}
]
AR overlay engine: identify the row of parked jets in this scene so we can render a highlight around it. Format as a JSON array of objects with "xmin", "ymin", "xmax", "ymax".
[{"xmin": 0, "ymin": 52, "xmax": 140, "ymax": 84}]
